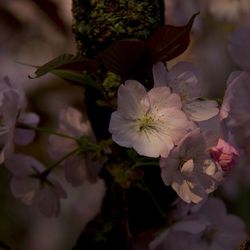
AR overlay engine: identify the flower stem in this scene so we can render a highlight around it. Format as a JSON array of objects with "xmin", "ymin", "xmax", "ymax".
[
  {"xmin": 17, "ymin": 123, "xmax": 78, "ymax": 141},
  {"xmin": 42, "ymin": 148, "xmax": 80, "ymax": 178}
]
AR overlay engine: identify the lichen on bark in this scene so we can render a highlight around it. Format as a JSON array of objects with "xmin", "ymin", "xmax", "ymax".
[{"xmin": 72, "ymin": 0, "xmax": 164, "ymax": 57}]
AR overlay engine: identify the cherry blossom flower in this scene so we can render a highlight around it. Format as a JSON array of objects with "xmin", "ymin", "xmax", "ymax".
[
  {"xmin": 209, "ymin": 138, "xmax": 239, "ymax": 171},
  {"xmin": 49, "ymin": 107, "xmax": 102, "ymax": 186},
  {"xmin": 0, "ymin": 78, "xmax": 39, "ymax": 163},
  {"xmin": 5, "ymin": 154, "xmax": 67, "ymax": 217},
  {"xmin": 160, "ymin": 129, "xmax": 223, "ymax": 203},
  {"xmin": 150, "ymin": 197, "xmax": 247, "ymax": 250},
  {"xmin": 153, "ymin": 62, "xmax": 219, "ymax": 122},
  {"xmin": 109, "ymin": 80, "xmax": 190, "ymax": 158},
  {"xmin": 221, "ymin": 72, "xmax": 250, "ymax": 162}
]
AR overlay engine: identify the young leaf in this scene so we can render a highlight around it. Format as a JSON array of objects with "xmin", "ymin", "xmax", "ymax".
[
  {"xmin": 101, "ymin": 40, "xmax": 149, "ymax": 80},
  {"xmin": 147, "ymin": 12, "xmax": 199, "ymax": 62},
  {"xmin": 52, "ymin": 69, "xmax": 101, "ymax": 90},
  {"xmin": 101, "ymin": 13, "xmax": 199, "ymax": 80},
  {"xmin": 29, "ymin": 53, "xmax": 96, "ymax": 79}
]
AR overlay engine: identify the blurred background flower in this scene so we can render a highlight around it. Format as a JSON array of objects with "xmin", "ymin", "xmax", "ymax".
[{"xmin": 1, "ymin": 1, "xmax": 250, "ymax": 249}]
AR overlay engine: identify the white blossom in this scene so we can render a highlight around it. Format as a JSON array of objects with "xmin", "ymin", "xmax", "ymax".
[
  {"xmin": 0, "ymin": 78, "xmax": 39, "ymax": 163},
  {"xmin": 153, "ymin": 62, "xmax": 219, "ymax": 122},
  {"xmin": 49, "ymin": 107, "xmax": 101, "ymax": 186},
  {"xmin": 109, "ymin": 80, "xmax": 190, "ymax": 158},
  {"xmin": 5, "ymin": 154, "xmax": 67, "ymax": 217},
  {"xmin": 160, "ymin": 129, "xmax": 223, "ymax": 203},
  {"xmin": 150, "ymin": 197, "xmax": 247, "ymax": 250}
]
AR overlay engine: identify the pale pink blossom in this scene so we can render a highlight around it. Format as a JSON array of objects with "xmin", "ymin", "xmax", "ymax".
[
  {"xmin": 109, "ymin": 80, "xmax": 190, "ymax": 158},
  {"xmin": 209, "ymin": 138, "xmax": 239, "ymax": 171},
  {"xmin": 150, "ymin": 197, "xmax": 247, "ymax": 250},
  {"xmin": 49, "ymin": 107, "xmax": 101, "ymax": 186},
  {"xmin": 221, "ymin": 72, "xmax": 250, "ymax": 162},
  {"xmin": 0, "ymin": 78, "xmax": 39, "ymax": 163},
  {"xmin": 5, "ymin": 154, "xmax": 67, "ymax": 217},
  {"xmin": 153, "ymin": 62, "xmax": 219, "ymax": 122},
  {"xmin": 160, "ymin": 129, "xmax": 223, "ymax": 203},
  {"xmin": 219, "ymin": 71, "xmax": 242, "ymax": 120}
]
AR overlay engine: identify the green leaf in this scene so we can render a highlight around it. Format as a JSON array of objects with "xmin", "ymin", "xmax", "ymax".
[
  {"xmin": 29, "ymin": 53, "xmax": 91, "ymax": 78},
  {"xmin": 30, "ymin": 54, "xmax": 78, "ymax": 78},
  {"xmin": 52, "ymin": 69, "xmax": 101, "ymax": 90}
]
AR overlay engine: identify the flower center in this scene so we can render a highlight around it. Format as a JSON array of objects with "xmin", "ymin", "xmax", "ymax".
[{"xmin": 137, "ymin": 114, "xmax": 155, "ymax": 132}]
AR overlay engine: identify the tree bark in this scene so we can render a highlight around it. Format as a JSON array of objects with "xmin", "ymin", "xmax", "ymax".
[{"xmin": 71, "ymin": 1, "xmax": 167, "ymax": 249}]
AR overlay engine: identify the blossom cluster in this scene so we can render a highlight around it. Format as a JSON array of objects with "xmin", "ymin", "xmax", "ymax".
[
  {"xmin": 1, "ymin": 9, "xmax": 250, "ymax": 250},
  {"xmin": 110, "ymin": 61, "xmax": 225, "ymax": 204}
]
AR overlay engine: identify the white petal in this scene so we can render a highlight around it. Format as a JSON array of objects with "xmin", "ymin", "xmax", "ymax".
[
  {"xmin": 59, "ymin": 107, "xmax": 92, "ymax": 138},
  {"xmin": 10, "ymin": 177, "xmax": 37, "ymax": 203},
  {"xmin": 117, "ymin": 80, "xmax": 146, "ymax": 119},
  {"xmin": 168, "ymin": 62, "xmax": 203, "ymax": 100},
  {"xmin": 172, "ymin": 179, "xmax": 206, "ymax": 204},
  {"xmin": 176, "ymin": 129, "xmax": 206, "ymax": 162},
  {"xmin": 183, "ymin": 100, "xmax": 219, "ymax": 121},
  {"xmin": 161, "ymin": 157, "xmax": 180, "ymax": 186},
  {"xmin": 2, "ymin": 90, "xmax": 21, "ymax": 126},
  {"xmin": 152, "ymin": 62, "xmax": 169, "ymax": 87},
  {"xmin": 48, "ymin": 134, "xmax": 78, "ymax": 160},
  {"xmin": 109, "ymin": 111, "xmax": 137, "ymax": 148},
  {"xmin": 181, "ymin": 159, "xmax": 194, "ymax": 173},
  {"xmin": 172, "ymin": 219, "xmax": 208, "ymax": 234},
  {"xmin": 15, "ymin": 112, "xmax": 40, "ymax": 145},
  {"xmin": 4, "ymin": 154, "xmax": 44, "ymax": 176},
  {"xmin": 147, "ymin": 87, "xmax": 181, "ymax": 110},
  {"xmin": 158, "ymin": 107, "xmax": 190, "ymax": 144},
  {"xmin": 64, "ymin": 155, "xmax": 87, "ymax": 186},
  {"xmin": 133, "ymin": 131, "xmax": 174, "ymax": 157}
]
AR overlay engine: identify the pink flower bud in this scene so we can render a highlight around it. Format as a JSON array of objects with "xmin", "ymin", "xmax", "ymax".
[{"xmin": 209, "ymin": 138, "xmax": 239, "ymax": 171}]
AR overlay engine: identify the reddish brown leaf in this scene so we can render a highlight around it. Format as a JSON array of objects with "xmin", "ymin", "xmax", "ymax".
[
  {"xmin": 147, "ymin": 12, "xmax": 199, "ymax": 62},
  {"xmin": 101, "ymin": 13, "xmax": 199, "ymax": 80},
  {"xmin": 101, "ymin": 40, "xmax": 149, "ymax": 80}
]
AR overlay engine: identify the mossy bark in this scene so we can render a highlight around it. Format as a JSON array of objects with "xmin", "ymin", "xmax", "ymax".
[
  {"xmin": 71, "ymin": 1, "xmax": 167, "ymax": 249},
  {"xmin": 72, "ymin": 0, "xmax": 164, "ymax": 57},
  {"xmin": 72, "ymin": 0, "xmax": 165, "ymax": 140}
]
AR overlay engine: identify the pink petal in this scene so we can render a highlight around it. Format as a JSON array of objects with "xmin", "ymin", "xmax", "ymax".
[
  {"xmin": 10, "ymin": 177, "xmax": 38, "ymax": 204},
  {"xmin": 59, "ymin": 107, "xmax": 92, "ymax": 138},
  {"xmin": 5, "ymin": 154, "xmax": 42, "ymax": 176},
  {"xmin": 15, "ymin": 112, "xmax": 40, "ymax": 145},
  {"xmin": 64, "ymin": 155, "xmax": 87, "ymax": 186},
  {"xmin": 33, "ymin": 186, "xmax": 61, "ymax": 217},
  {"xmin": 147, "ymin": 87, "xmax": 181, "ymax": 110},
  {"xmin": 168, "ymin": 61, "xmax": 203, "ymax": 100},
  {"xmin": 117, "ymin": 80, "xmax": 147, "ymax": 119},
  {"xmin": 183, "ymin": 100, "xmax": 219, "ymax": 122},
  {"xmin": 109, "ymin": 111, "xmax": 137, "ymax": 148},
  {"xmin": 152, "ymin": 62, "xmax": 169, "ymax": 87}
]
